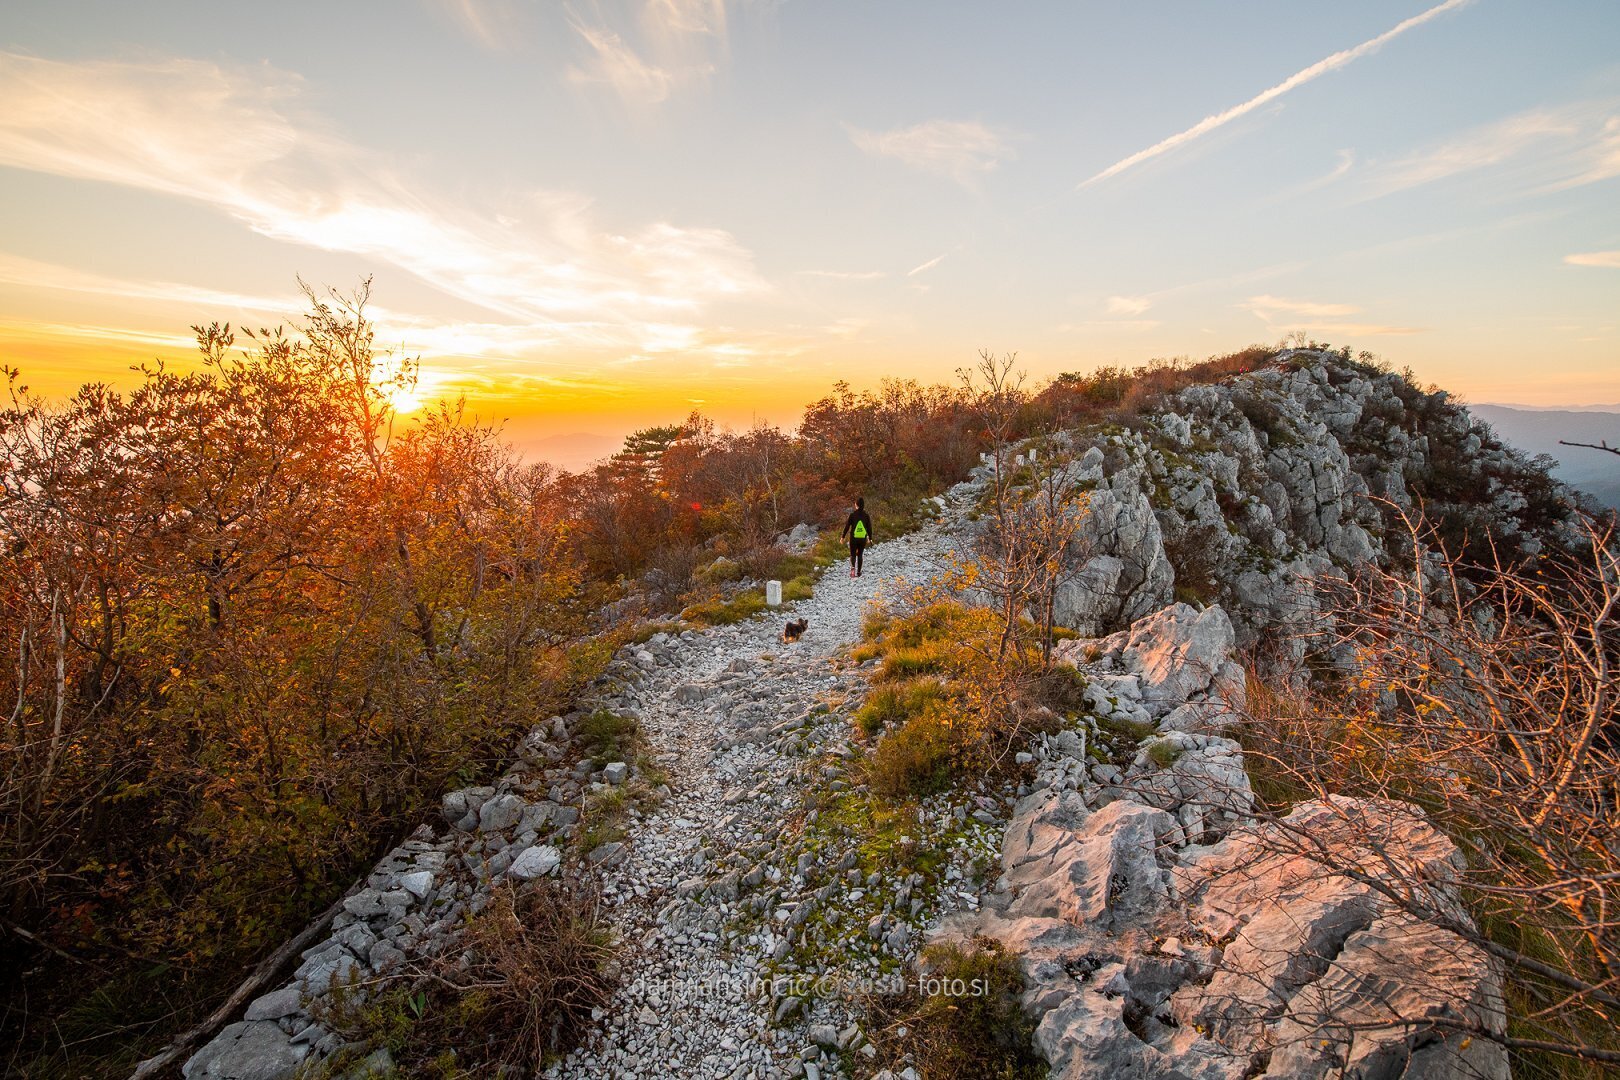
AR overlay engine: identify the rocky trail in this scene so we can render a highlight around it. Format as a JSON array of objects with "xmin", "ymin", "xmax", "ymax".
[{"xmin": 548, "ymin": 516, "xmax": 972, "ymax": 1079}]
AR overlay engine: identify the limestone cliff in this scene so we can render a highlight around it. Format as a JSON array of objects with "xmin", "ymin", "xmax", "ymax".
[{"xmin": 1034, "ymin": 349, "xmax": 1578, "ymax": 652}]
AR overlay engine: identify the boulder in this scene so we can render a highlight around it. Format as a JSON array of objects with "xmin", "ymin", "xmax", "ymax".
[
  {"xmin": 477, "ymin": 792, "xmax": 525, "ymax": 833},
  {"xmin": 182, "ymin": 1021, "xmax": 307, "ymax": 1080},
  {"xmin": 1107, "ymin": 604, "xmax": 1235, "ymax": 711},
  {"xmin": 508, "ymin": 844, "xmax": 562, "ymax": 880},
  {"xmin": 1007, "ymin": 799, "xmax": 1176, "ymax": 929}
]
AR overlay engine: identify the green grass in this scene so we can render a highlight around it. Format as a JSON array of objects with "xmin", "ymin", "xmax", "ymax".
[
  {"xmin": 854, "ymin": 678, "xmax": 949, "ymax": 738},
  {"xmin": 577, "ymin": 708, "xmax": 639, "ymax": 767},
  {"xmin": 681, "ymin": 589, "xmax": 767, "ymax": 626}
]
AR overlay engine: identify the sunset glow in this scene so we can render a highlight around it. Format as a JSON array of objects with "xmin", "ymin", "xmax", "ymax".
[{"xmin": 1, "ymin": 1, "xmax": 1617, "ymax": 467}]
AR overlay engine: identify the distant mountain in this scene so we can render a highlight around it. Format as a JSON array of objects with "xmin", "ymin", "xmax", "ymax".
[
  {"xmin": 1470, "ymin": 405, "xmax": 1620, "ymax": 509},
  {"xmin": 519, "ymin": 432, "xmax": 620, "ymax": 473}
]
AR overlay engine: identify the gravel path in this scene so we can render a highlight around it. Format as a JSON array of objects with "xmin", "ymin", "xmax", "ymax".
[{"xmin": 547, "ymin": 506, "xmax": 989, "ymax": 1080}]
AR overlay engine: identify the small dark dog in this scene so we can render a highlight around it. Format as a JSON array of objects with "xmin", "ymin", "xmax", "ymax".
[{"xmin": 783, "ymin": 618, "xmax": 808, "ymax": 643}]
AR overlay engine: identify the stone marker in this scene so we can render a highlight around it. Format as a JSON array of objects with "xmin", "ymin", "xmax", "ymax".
[{"xmin": 766, "ymin": 580, "xmax": 783, "ymax": 606}]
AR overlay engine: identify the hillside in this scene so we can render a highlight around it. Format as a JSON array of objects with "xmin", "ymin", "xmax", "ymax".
[
  {"xmin": 1469, "ymin": 404, "xmax": 1620, "ymax": 509},
  {"xmin": 176, "ymin": 350, "xmax": 1614, "ymax": 1080}
]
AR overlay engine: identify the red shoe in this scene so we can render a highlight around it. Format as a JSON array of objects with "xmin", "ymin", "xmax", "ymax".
[{"xmin": 850, "ymin": 568, "xmax": 856, "ymax": 578}]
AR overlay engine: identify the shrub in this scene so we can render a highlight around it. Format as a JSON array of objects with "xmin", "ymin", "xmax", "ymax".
[
  {"xmin": 318, "ymin": 881, "xmax": 614, "ymax": 1075},
  {"xmin": 577, "ymin": 709, "xmax": 640, "ymax": 767},
  {"xmin": 862, "ymin": 936, "xmax": 1045, "ymax": 1080},
  {"xmin": 680, "ymin": 589, "xmax": 767, "ymax": 626},
  {"xmin": 866, "ymin": 710, "xmax": 957, "ymax": 800},
  {"xmin": 854, "ymin": 678, "xmax": 949, "ymax": 738}
]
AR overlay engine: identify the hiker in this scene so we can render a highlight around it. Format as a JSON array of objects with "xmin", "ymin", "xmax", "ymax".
[{"xmin": 840, "ymin": 497, "xmax": 874, "ymax": 578}]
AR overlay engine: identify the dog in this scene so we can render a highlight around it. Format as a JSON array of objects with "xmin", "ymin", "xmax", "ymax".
[{"xmin": 782, "ymin": 618, "xmax": 808, "ymax": 643}]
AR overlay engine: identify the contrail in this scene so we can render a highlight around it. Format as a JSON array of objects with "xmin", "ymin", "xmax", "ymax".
[
  {"xmin": 907, "ymin": 253, "xmax": 947, "ymax": 276},
  {"xmin": 1081, "ymin": 0, "xmax": 1475, "ymax": 188}
]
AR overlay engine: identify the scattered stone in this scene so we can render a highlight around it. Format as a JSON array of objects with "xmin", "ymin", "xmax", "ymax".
[{"xmin": 508, "ymin": 844, "xmax": 562, "ymax": 880}]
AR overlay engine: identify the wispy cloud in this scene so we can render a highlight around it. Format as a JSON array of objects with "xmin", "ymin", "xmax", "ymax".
[
  {"xmin": 431, "ymin": 0, "xmax": 529, "ymax": 51},
  {"xmin": 1269, "ymin": 148, "xmax": 1357, "ymax": 202},
  {"xmin": 565, "ymin": 0, "xmax": 732, "ymax": 107},
  {"xmin": 798, "ymin": 269, "xmax": 887, "ymax": 280},
  {"xmin": 1241, "ymin": 294, "xmax": 1422, "ymax": 336},
  {"xmin": 0, "ymin": 51, "xmax": 766, "ymax": 347},
  {"xmin": 907, "ymin": 253, "xmax": 947, "ymax": 277},
  {"xmin": 1056, "ymin": 320, "xmax": 1160, "ymax": 333},
  {"xmin": 849, "ymin": 119, "xmax": 1014, "ymax": 189},
  {"xmin": 1565, "ymin": 250, "xmax": 1620, "ymax": 269},
  {"xmin": 1082, "ymin": 0, "xmax": 1473, "ymax": 187},
  {"xmin": 1106, "ymin": 295, "xmax": 1152, "ymax": 316},
  {"xmin": 1364, "ymin": 101, "xmax": 1620, "ymax": 197},
  {"xmin": 0, "ymin": 252, "xmax": 300, "ymax": 314},
  {"xmin": 567, "ymin": 21, "xmax": 696, "ymax": 105},
  {"xmin": 643, "ymin": 0, "xmax": 728, "ymax": 37}
]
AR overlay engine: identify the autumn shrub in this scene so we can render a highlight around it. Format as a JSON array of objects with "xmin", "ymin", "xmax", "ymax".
[
  {"xmin": 866, "ymin": 708, "xmax": 958, "ymax": 800},
  {"xmin": 853, "ymin": 600, "xmax": 1052, "ymax": 797},
  {"xmin": 0, "ymin": 288, "xmax": 604, "ymax": 1075},
  {"xmin": 1239, "ymin": 512, "xmax": 1620, "ymax": 1075},
  {"xmin": 854, "ymin": 678, "xmax": 949, "ymax": 738}
]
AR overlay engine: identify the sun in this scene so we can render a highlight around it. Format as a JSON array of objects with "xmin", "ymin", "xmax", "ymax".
[{"xmin": 389, "ymin": 386, "xmax": 424, "ymax": 414}]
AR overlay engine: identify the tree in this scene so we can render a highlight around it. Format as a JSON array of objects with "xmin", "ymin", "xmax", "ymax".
[
  {"xmin": 956, "ymin": 352, "xmax": 1091, "ymax": 668},
  {"xmin": 1241, "ymin": 508, "xmax": 1620, "ymax": 1070}
]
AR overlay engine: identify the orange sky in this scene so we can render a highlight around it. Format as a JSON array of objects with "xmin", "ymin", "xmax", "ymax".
[{"xmin": 2, "ymin": 2, "xmax": 1617, "ymax": 470}]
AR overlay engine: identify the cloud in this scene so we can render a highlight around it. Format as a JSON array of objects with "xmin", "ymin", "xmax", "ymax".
[
  {"xmin": 1055, "ymin": 320, "xmax": 1160, "ymax": 333},
  {"xmin": 567, "ymin": 22, "xmax": 694, "ymax": 105},
  {"xmin": 1243, "ymin": 295, "xmax": 1360, "ymax": 319},
  {"xmin": 1565, "ymin": 250, "xmax": 1620, "ymax": 269},
  {"xmin": 907, "ymin": 253, "xmax": 947, "ymax": 277},
  {"xmin": 1106, "ymin": 295, "xmax": 1152, "ymax": 316},
  {"xmin": 849, "ymin": 119, "xmax": 1014, "ymax": 188},
  {"xmin": 1082, "ymin": 0, "xmax": 1473, "ymax": 187},
  {"xmin": 798, "ymin": 269, "xmax": 886, "ymax": 280},
  {"xmin": 0, "ymin": 51, "xmax": 766, "ymax": 343},
  {"xmin": 431, "ymin": 0, "xmax": 529, "ymax": 51},
  {"xmin": 565, "ymin": 1, "xmax": 734, "ymax": 107},
  {"xmin": 643, "ymin": 0, "xmax": 728, "ymax": 36},
  {"xmin": 1365, "ymin": 101, "xmax": 1620, "ymax": 196},
  {"xmin": 0, "ymin": 252, "xmax": 300, "ymax": 314},
  {"xmin": 1241, "ymin": 295, "xmax": 1422, "ymax": 336}
]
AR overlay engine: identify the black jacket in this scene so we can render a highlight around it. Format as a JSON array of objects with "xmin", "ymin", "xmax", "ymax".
[{"xmin": 842, "ymin": 508, "xmax": 874, "ymax": 543}]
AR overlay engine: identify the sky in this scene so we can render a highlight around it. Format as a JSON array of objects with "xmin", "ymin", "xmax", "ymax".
[{"xmin": 1, "ymin": 1, "xmax": 1617, "ymax": 467}]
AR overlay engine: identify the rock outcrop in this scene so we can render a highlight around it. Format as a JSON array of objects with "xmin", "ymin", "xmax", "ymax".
[
  {"xmin": 1022, "ymin": 350, "xmax": 1576, "ymax": 649},
  {"xmin": 934, "ymin": 599, "xmax": 1509, "ymax": 1080}
]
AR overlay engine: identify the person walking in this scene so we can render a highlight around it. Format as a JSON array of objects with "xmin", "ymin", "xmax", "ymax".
[{"xmin": 840, "ymin": 497, "xmax": 874, "ymax": 578}]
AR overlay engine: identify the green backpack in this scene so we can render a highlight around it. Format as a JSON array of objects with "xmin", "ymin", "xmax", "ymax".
[{"xmin": 853, "ymin": 519, "xmax": 868, "ymax": 539}]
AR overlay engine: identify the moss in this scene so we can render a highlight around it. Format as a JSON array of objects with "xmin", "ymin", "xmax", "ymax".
[
  {"xmin": 1146, "ymin": 740, "xmax": 1183, "ymax": 769},
  {"xmin": 763, "ymin": 782, "xmax": 1003, "ymax": 990}
]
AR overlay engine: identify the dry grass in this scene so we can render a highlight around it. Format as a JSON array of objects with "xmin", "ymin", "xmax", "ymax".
[
  {"xmin": 1235, "ymin": 512, "xmax": 1620, "ymax": 1076},
  {"xmin": 319, "ymin": 881, "xmax": 615, "ymax": 1076},
  {"xmin": 860, "ymin": 936, "xmax": 1046, "ymax": 1080}
]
